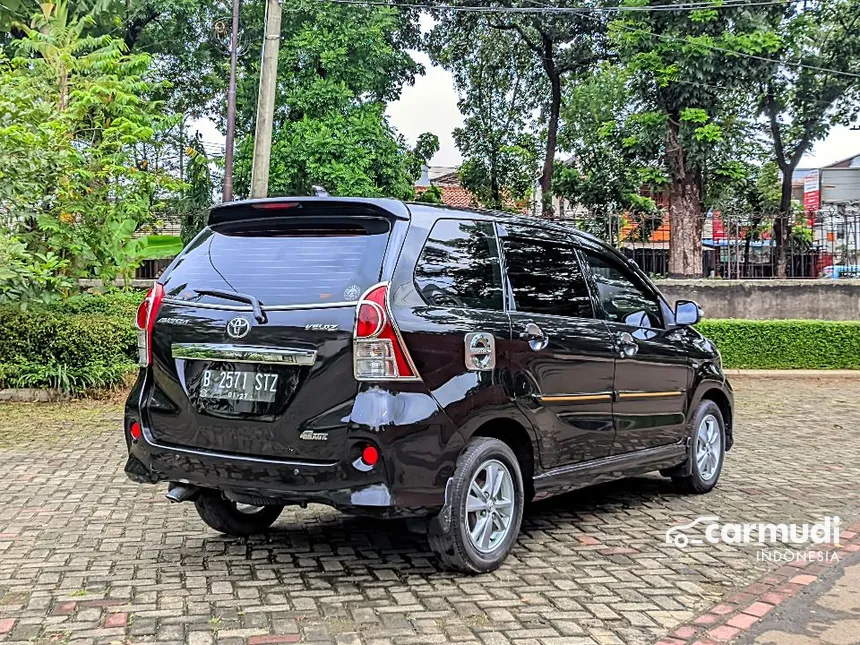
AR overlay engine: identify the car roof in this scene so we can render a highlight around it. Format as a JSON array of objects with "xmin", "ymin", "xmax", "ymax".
[
  {"xmin": 404, "ymin": 201, "xmax": 627, "ymax": 264},
  {"xmin": 209, "ymin": 196, "xmax": 625, "ymax": 264}
]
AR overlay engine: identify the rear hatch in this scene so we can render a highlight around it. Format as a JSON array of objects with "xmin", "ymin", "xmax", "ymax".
[{"xmin": 145, "ymin": 200, "xmax": 402, "ymax": 461}]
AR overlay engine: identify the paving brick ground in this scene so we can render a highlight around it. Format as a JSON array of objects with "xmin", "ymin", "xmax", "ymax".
[{"xmin": 0, "ymin": 376, "xmax": 858, "ymax": 645}]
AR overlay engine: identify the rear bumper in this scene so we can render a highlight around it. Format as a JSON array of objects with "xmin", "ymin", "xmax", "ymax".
[{"xmin": 124, "ymin": 418, "xmax": 445, "ymax": 518}]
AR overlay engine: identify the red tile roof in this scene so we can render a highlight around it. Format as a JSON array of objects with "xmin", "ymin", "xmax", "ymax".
[{"xmin": 415, "ymin": 185, "xmax": 477, "ymax": 209}]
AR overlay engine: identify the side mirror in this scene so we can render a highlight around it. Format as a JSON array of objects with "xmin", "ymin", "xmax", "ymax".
[{"xmin": 675, "ymin": 300, "xmax": 702, "ymax": 326}]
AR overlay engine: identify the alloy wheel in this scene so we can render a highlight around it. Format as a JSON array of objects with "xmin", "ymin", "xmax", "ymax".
[
  {"xmin": 696, "ymin": 414, "xmax": 722, "ymax": 481},
  {"xmin": 465, "ymin": 459, "xmax": 516, "ymax": 553}
]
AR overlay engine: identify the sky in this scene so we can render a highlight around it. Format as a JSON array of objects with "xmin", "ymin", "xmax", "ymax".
[{"xmin": 192, "ymin": 51, "xmax": 860, "ymax": 172}]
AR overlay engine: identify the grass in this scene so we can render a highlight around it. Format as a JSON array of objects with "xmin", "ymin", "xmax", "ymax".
[{"xmin": 0, "ymin": 398, "xmax": 124, "ymax": 450}]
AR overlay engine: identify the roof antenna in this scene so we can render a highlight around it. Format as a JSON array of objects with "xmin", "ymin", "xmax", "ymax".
[{"xmin": 312, "ymin": 185, "xmax": 330, "ymax": 197}]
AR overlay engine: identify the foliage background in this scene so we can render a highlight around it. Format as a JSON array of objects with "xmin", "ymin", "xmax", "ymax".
[
  {"xmin": 0, "ymin": 292, "xmax": 144, "ymax": 393},
  {"xmin": 698, "ymin": 319, "xmax": 860, "ymax": 370}
]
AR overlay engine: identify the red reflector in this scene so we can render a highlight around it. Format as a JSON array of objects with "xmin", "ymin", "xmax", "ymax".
[
  {"xmin": 130, "ymin": 421, "xmax": 142, "ymax": 440},
  {"xmin": 361, "ymin": 445, "xmax": 379, "ymax": 466}
]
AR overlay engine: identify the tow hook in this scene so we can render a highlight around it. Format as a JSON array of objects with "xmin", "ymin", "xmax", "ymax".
[{"xmin": 165, "ymin": 482, "xmax": 200, "ymax": 503}]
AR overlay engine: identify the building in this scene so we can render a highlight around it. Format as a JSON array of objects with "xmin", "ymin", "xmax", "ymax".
[{"xmin": 415, "ymin": 165, "xmax": 477, "ymax": 208}]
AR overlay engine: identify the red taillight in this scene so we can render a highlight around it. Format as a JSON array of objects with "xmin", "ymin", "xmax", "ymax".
[
  {"xmin": 361, "ymin": 445, "xmax": 379, "ymax": 467},
  {"xmin": 135, "ymin": 284, "xmax": 164, "ymax": 367},
  {"xmin": 129, "ymin": 421, "xmax": 142, "ymax": 441},
  {"xmin": 353, "ymin": 283, "xmax": 417, "ymax": 381},
  {"xmin": 251, "ymin": 201, "xmax": 301, "ymax": 210},
  {"xmin": 356, "ymin": 300, "xmax": 384, "ymax": 338}
]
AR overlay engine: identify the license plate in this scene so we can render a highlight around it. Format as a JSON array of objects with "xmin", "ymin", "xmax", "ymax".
[{"xmin": 198, "ymin": 369, "xmax": 278, "ymax": 402}]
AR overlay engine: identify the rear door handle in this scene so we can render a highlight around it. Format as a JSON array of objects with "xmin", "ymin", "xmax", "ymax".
[
  {"xmin": 520, "ymin": 322, "xmax": 549, "ymax": 351},
  {"xmin": 616, "ymin": 331, "xmax": 638, "ymax": 358}
]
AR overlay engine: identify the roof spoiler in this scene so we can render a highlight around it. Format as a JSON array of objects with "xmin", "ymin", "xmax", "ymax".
[{"xmin": 207, "ymin": 197, "xmax": 411, "ymax": 226}]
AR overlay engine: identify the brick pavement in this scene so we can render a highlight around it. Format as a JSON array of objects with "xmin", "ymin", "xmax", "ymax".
[{"xmin": 0, "ymin": 377, "xmax": 858, "ymax": 645}]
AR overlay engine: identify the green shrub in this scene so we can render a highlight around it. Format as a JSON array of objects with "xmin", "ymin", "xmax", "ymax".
[
  {"xmin": 698, "ymin": 319, "xmax": 860, "ymax": 370},
  {"xmin": 0, "ymin": 291, "xmax": 144, "ymax": 392},
  {"xmin": 45, "ymin": 290, "xmax": 145, "ymax": 317}
]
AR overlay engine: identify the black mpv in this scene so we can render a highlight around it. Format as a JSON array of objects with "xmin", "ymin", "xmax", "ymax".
[{"xmin": 125, "ymin": 197, "xmax": 733, "ymax": 573}]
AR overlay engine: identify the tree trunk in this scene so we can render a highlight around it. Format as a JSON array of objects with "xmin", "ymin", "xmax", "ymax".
[
  {"xmin": 668, "ymin": 171, "xmax": 703, "ymax": 277},
  {"xmin": 540, "ymin": 70, "xmax": 561, "ymax": 217},
  {"xmin": 666, "ymin": 120, "xmax": 703, "ymax": 277},
  {"xmin": 774, "ymin": 165, "xmax": 795, "ymax": 278}
]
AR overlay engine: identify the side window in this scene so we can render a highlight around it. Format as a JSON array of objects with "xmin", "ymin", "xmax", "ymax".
[
  {"xmin": 584, "ymin": 250, "xmax": 663, "ymax": 328},
  {"xmin": 501, "ymin": 230, "xmax": 594, "ymax": 318},
  {"xmin": 414, "ymin": 219, "xmax": 504, "ymax": 310}
]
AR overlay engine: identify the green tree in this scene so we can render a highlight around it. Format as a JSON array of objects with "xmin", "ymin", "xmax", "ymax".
[
  {"xmin": 712, "ymin": 161, "xmax": 781, "ymax": 276},
  {"xmin": 406, "ymin": 132, "xmax": 440, "ymax": 181},
  {"xmin": 232, "ymin": 1, "xmax": 433, "ymax": 198},
  {"xmin": 429, "ymin": 22, "xmax": 539, "ymax": 211},
  {"xmin": 180, "ymin": 132, "xmax": 213, "ymax": 245},
  {"xmin": 0, "ymin": 1, "xmax": 178, "ymax": 301},
  {"xmin": 415, "ymin": 184, "xmax": 443, "ymax": 204},
  {"xmin": 428, "ymin": 1, "xmax": 607, "ymax": 215},
  {"xmin": 554, "ymin": 64, "xmax": 660, "ymax": 237},
  {"xmin": 611, "ymin": 0, "xmax": 783, "ymax": 276},
  {"xmin": 759, "ymin": 0, "xmax": 860, "ymax": 276}
]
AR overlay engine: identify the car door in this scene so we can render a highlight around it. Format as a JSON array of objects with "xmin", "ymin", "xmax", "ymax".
[
  {"xmin": 499, "ymin": 223, "xmax": 617, "ymax": 469},
  {"xmin": 579, "ymin": 244, "xmax": 693, "ymax": 454}
]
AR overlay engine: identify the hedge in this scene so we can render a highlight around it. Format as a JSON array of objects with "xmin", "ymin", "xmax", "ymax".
[
  {"xmin": 0, "ymin": 293, "xmax": 857, "ymax": 393},
  {"xmin": 698, "ymin": 319, "xmax": 860, "ymax": 370},
  {"xmin": 0, "ymin": 291, "xmax": 145, "ymax": 393}
]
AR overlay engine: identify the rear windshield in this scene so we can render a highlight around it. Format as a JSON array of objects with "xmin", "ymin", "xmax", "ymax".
[{"xmin": 162, "ymin": 217, "xmax": 390, "ymax": 306}]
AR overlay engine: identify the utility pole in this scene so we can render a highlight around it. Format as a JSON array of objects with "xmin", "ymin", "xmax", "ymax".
[
  {"xmin": 249, "ymin": 0, "xmax": 283, "ymax": 199},
  {"xmin": 222, "ymin": 0, "xmax": 241, "ymax": 202}
]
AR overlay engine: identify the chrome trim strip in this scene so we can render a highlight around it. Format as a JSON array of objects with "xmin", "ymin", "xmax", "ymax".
[
  {"xmin": 145, "ymin": 436, "xmax": 337, "ymax": 468},
  {"xmin": 171, "ymin": 343, "xmax": 317, "ymax": 366},
  {"xmin": 162, "ymin": 297, "xmax": 357, "ymax": 312},
  {"xmin": 538, "ymin": 392, "xmax": 613, "ymax": 403},
  {"xmin": 617, "ymin": 390, "xmax": 684, "ymax": 400},
  {"xmin": 534, "ymin": 442, "xmax": 686, "ymax": 481}
]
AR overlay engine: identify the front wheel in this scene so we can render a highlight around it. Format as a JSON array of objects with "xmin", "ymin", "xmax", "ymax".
[
  {"xmin": 428, "ymin": 437, "xmax": 524, "ymax": 573},
  {"xmin": 673, "ymin": 400, "xmax": 726, "ymax": 494},
  {"xmin": 194, "ymin": 491, "xmax": 283, "ymax": 536}
]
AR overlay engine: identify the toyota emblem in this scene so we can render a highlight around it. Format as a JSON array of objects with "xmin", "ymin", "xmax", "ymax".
[{"xmin": 226, "ymin": 317, "xmax": 251, "ymax": 339}]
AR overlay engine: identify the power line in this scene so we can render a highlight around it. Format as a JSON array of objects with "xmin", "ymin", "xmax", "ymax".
[
  {"xmin": 322, "ymin": 0, "xmax": 860, "ymax": 80},
  {"xmin": 313, "ymin": 0, "xmax": 795, "ymax": 14},
  {"xmin": 522, "ymin": 0, "xmax": 860, "ymax": 80}
]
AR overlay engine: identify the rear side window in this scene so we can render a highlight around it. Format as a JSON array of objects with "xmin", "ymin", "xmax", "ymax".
[
  {"xmin": 501, "ymin": 226, "xmax": 594, "ymax": 318},
  {"xmin": 162, "ymin": 218, "xmax": 390, "ymax": 306},
  {"xmin": 414, "ymin": 219, "xmax": 503, "ymax": 310}
]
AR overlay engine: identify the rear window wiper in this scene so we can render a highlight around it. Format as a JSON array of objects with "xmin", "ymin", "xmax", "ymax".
[{"xmin": 194, "ymin": 289, "xmax": 267, "ymax": 324}]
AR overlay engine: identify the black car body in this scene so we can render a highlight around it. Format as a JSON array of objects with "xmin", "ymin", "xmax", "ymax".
[{"xmin": 125, "ymin": 197, "xmax": 733, "ymax": 572}]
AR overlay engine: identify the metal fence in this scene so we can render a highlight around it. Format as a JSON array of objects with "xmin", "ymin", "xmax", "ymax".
[{"xmin": 557, "ymin": 202, "xmax": 860, "ymax": 279}]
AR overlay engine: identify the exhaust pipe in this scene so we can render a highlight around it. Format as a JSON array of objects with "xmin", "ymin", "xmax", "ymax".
[{"xmin": 165, "ymin": 482, "xmax": 200, "ymax": 503}]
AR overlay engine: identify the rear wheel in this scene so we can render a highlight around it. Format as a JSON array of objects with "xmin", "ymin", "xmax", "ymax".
[
  {"xmin": 194, "ymin": 491, "xmax": 283, "ymax": 536},
  {"xmin": 428, "ymin": 437, "xmax": 524, "ymax": 573}
]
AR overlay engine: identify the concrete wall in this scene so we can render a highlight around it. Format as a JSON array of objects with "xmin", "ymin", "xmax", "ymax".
[
  {"xmin": 84, "ymin": 278, "xmax": 860, "ymax": 322},
  {"xmin": 655, "ymin": 279, "xmax": 860, "ymax": 321}
]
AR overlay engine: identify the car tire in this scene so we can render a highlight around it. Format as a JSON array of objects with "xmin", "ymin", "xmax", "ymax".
[
  {"xmin": 194, "ymin": 491, "xmax": 283, "ymax": 536},
  {"xmin": 673, "ymin": 400, "xmax": 726, "ymax": 494},
  {"xmin": 428, "ymin": 437, "xmax": 524, "ymax": 574}
]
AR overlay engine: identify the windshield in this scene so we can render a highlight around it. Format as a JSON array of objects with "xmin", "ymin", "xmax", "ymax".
[{"xmin": 161, "ymin": 217, "xmax": 391, "ymax": 307}]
